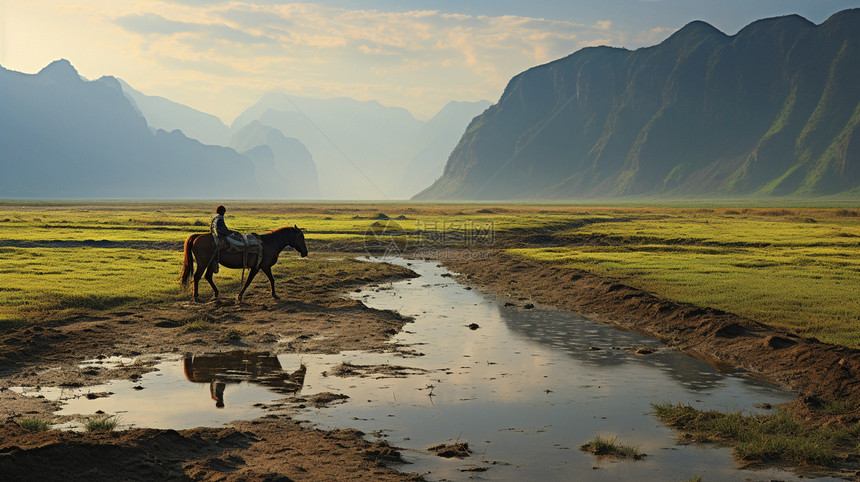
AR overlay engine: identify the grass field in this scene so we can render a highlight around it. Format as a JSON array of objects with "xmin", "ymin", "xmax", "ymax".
[
  {"xmin": 508, "ymin": 207, "xmax": 860, "ymax": 346},
  {"xmin": 1, "ymin": 202, "xmax": 858, "ymax": 348}
]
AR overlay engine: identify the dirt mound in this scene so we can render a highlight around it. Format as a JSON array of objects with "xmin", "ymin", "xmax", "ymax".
[
  {"xmin": 0, "ymin": 420, "xmax": 418, "ymax": 481},
  {"xmin": 428, "ymin": 441, "xmax": 471, "ymax": 458}
]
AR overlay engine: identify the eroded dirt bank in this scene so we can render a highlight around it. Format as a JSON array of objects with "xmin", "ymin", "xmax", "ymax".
[
  {"xmin": 0, "ymin": 256, "xmax": 422, "ymax": 481},
  {"xmin": 443, "ymin": 252, "xmax": 860, "ymax": 413}
]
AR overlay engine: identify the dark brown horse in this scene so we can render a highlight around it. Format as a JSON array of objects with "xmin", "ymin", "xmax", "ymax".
[{"xmin": 180, "ymin": 226, "xmax": 307, "ymax": 301}]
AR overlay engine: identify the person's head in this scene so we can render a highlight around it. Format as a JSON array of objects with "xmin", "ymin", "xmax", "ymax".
[{"xmin": 216, "ymin": 205, "xmax": 226, "ymax": 215}]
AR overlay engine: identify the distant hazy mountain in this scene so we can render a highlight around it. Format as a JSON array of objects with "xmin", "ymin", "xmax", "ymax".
[
  {"xmin": 231, "ymin": 121, "xmax": 320, "ymax": 199},
  {"xmin": 0, "ymin": 59, "xmax": 257, "ymax": 198},
  {"xmin": 232, "ymin": 93, "xmax": 490, "ymax": 199},
  {"xmin": 416, "ymin": 9, "xmax": 860, "ymax": 200},
  {"xmin": 232, "ymin": 93, "xmax": 421, "ymax": 199},
  {"xmin": 118, "ymin": 79, "xmax": 230, "ymax": 146},
  {"xmin": 398, "ymin": 100, "xmax": 492, "ymax": 198}
]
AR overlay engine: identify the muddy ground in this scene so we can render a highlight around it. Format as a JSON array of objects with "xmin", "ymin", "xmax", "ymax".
[
  {"xmin": 0, "ymin": 255, "xmax": 423, "ymax": 481},
  {"xmin": 3, "ymin": 244, "xmax": 860, "ymax": 480}
]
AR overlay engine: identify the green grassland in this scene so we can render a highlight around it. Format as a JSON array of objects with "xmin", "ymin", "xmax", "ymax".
[
  {"xmin": 0, "ymin": 202, "xmax": 577, "ymax": 244},
  {"xmin": 0, "ymin": 201, "xmax": 462, "ymax": 326},
  {"xmin": 1, "ymin": 202, "xmax": 858, "ymax": 349},
  {"xmin": 509, "ymin": 207, "xmax": 860, "ymax": 346}
]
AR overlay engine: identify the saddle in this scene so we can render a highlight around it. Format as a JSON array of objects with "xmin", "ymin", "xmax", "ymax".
[{"xmin": 216, "ymin": 233, "xmax": 263, "ymax": 270}]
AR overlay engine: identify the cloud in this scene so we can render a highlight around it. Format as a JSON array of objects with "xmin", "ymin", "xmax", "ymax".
[
  {"xmin": 115, "ymin": 13, "xmax": 197, "ymax": 35},
  {"xmin": 110, "ymin": 2, "xmax": 631, "ymax": 118},
  {"xmin": 115, "ymin": 12, "xmax": 274, "ymax": 45}
]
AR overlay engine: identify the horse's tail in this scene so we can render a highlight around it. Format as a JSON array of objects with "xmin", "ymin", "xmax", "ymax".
[{"xmin": 180, "ymin": 234, "xmax": 201, "ymax": 289}]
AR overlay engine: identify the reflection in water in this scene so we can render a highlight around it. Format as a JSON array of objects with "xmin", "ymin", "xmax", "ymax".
[
  {"xmin": 211, "ymin": 381, "xmax": 226, "ymax": 408},
  {"xmin": 13, "ymin": 352, "xmax": 308, "ymax": 430},
  {"xmin": 288, "ymin": 258, "xmax": 811, "ymax": 481},
  {"xmin": 497, "ymin": 306, "xmax": 731, "ymax": 391},
  {"xmin": 183, "ymin": 351, "xmax": 306, "ymax": 408}
]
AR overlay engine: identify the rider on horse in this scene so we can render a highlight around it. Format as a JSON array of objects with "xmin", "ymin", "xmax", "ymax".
[{"xmin": 211, "ymin": 205, "xmax": 245, "ymax": 251}]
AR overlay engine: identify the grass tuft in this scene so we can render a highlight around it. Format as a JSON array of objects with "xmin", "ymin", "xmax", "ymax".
[
  {"xmin": 651, "ymin": 402, "xmax": 860, "ymax": 466},
  {"xmin": 217, "ymin": 329, "xmax": 244, "ymax": 342},
  {"xmin": 184, "ymin": 319, "xmax": 214, "ymax": 332},
  {"xmin": 579, "ymin": 434, "xmax": 644, "ymax": 460},
  {"xmin": 17, "ymin": 417, "xmax": 50, "ymax": 432},
  {"xmin": 86, "ymin": 414, "xmax": 120, "ymax": 432}
]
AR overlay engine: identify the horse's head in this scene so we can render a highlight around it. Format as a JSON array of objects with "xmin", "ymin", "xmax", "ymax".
[{"xmin": 292, "ymin": 225, "xmax": 308, "ymax": 257}]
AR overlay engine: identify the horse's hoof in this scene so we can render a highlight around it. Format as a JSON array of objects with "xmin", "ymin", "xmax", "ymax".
[{"xmin": 272, "ymin": 294, "xmax": 280, "ymax": 300}]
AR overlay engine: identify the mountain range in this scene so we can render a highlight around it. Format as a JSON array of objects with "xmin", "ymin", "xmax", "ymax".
[
  {"xmin": 0, "ymin": 60, "xmax": 257, "ymax": 198},
  {"xmin": 1, "ymin": 61, "xmax": 488, "ymax": 199},
  {"xmin": 119, "ymin": 83, "xmax": 489, "ymax": 199},
  {"xmin": 227, "ymin": 93, "xmax": 490, "ymax": 199},
  {"xmin": 416, "ymin": 9, "xmax": 860, "ymax": 200}
]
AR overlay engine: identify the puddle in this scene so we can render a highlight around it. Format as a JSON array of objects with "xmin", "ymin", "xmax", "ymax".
[
  {"xmin": 15, "ymin": 351, "xmax": 305, "ymax": 430},
  {"xmin": 13, "ymin": 258, "xmax": 836, "ymax": 480}
]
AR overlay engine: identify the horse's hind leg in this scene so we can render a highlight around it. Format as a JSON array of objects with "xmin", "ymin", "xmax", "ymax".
[
  {"xmin": 192, "ymin": 261, "xmax": 208, "ymax": 302},
  {"xmin": 204, "ymin": 263, "xmax": 219, "ymax": 300}
]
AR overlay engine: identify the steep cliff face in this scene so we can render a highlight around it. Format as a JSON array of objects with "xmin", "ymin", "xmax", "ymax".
[{"xmin": 416, "ymin": 9, "xmax": 860, "ymax": 200}]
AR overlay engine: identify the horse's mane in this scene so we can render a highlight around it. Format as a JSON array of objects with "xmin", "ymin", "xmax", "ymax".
[
  {"xmin": 263, "ymin": 226, "xmax": 298, "ymax": 235},
  {"xmin": 260, "ymin": 226, "xmax": 300, "ymax": 243}
]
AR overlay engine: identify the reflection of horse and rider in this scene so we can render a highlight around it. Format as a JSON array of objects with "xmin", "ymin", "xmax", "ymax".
[
  {"xmin": 183, "ymin": 351, "xmax": 306, "ymax": 408},
  {"xmin": 180, "ymin": 205, "xmax": 308, "ymax": 301}
]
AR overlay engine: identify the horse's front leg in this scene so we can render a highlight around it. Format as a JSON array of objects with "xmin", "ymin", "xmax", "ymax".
[
  {"xmin": 262, "ymin": 266, "xmax": 279, "ymax": 299},
  {"xmin": 237, "ymin": 268, "xmax": 259, "ymax": 302}
]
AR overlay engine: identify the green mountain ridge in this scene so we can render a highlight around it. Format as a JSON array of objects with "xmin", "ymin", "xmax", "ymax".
[{"xmin": 415, "ymin": 9, "xmax": 860, "ymax": 200}]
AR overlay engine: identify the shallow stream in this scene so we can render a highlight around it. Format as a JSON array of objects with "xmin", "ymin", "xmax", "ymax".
[{"xmin": 18, "ymin": 257, "xmax": 834, "ymax": 480}]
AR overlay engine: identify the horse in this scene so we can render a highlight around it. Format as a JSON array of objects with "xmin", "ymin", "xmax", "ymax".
[{"xmin": 180, "ymin": 226, "xmax": 307, "ymax": 302}]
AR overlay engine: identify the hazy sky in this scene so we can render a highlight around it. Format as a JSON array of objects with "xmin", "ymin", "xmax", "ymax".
[{"xmin": 1, "ymin": 1, "xmax": 857, "ymax": 123}]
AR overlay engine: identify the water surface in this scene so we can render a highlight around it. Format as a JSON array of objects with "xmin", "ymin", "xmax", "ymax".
[{"xmin": 288, "ymin": 258, "xmax": 815, "ymax": 481}]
